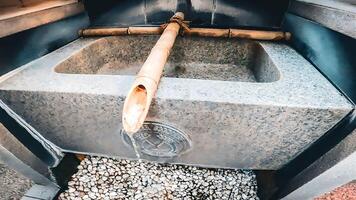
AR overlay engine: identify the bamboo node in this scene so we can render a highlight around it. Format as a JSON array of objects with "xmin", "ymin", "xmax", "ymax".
[{"xmin": 160, "ymin": 13, "xmax": 190, "ymax": 34}]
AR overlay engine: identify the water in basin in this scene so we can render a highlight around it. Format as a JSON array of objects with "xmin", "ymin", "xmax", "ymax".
[{"xmin": 55, "ymin": 36, "xmax": 280, "ymax": 82}]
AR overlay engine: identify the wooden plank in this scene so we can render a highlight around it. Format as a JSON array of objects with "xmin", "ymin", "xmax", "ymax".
[{"xmin": 0, "ymin": 0, "xmax": 84, "ymax": 38}]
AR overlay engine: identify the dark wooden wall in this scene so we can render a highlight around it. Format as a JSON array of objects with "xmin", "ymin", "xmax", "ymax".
[
  {"xmin": 274, "ymin": 1, "xmax": 356, "ymax": 199},
  {"xmin": 84, "ymin": 0, "xmax": 290, "ymax": 29},
  {"xmin": 0, "ymin": 13, "xmax": 89, "ymax": 75}
]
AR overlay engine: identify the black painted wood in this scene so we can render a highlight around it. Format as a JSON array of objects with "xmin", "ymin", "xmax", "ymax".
[
  {"xmin": 0, "ymin": 100, "xmax": 58, "ymax": 166},
  {"xmin": 283, "ymin": 14, "xmax": 356, "ymax": 103},
  {"xmin": 84, "ymin": 0, "xmax": 290, "ymax": 29},
  {"xmin": 275, "ymin": 13, "xmax": 356, "ymax": 199},
  {"xmin": 289, "ymin": 0, "xmax": 356, "ymax": 39},
  {"xmin": 0, "ymin": 13, "xmax": 89, "ymax": 76}
]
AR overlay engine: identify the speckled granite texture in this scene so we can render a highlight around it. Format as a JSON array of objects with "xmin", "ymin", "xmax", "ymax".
[
  {"xmin": 0, "ymin": 36, "xmax": 352, "ymax": 169},
  {"xmin": 55, "ymin": 36, "xmax": 277, "ymax": 82},
  {"xmin": 0, "ymin": 163, "xmax": 33, "ymax": 200}
]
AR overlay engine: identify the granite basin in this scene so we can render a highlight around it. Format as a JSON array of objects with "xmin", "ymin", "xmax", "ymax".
[
  {"xmin": 55, "ymin": 36, "xmax": 280, "ymax": 83},
  {"xmin": 0, "ymin": 36, "xmax": 352, "ymax": 169}
]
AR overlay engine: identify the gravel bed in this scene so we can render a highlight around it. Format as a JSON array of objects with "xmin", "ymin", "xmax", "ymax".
[{"xmin": 59, "ymin": 156, "xmax": 259, "ymax": 200}]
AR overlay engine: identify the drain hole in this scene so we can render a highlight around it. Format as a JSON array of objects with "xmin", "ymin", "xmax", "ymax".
[{"xmin": 122, "ymin": 121, "xmax": 191, "ymax": 157}]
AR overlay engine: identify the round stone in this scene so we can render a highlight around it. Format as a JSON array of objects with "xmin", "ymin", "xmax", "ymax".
[{"xmin": 59, "ymin": 156, "xmax": 259, "ymax": 200}]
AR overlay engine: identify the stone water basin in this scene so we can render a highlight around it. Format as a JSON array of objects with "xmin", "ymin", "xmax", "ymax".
[
  {"xmin": 0, "ymin": 35, "xmax": 352, "ymax": 169},
  {"xmin": 55, "ymin": 36, "xmax": 279, "ymax": 83}
]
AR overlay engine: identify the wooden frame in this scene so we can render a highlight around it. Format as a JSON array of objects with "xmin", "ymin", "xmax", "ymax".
[{"xmin": 0, "ymin": 0, "xmax": 84, "ymax": 38}]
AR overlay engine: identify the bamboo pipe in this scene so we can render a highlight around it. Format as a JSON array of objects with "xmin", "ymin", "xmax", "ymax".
[
  {"xmin": 122, "ymin": 12, "xmax": 184, "ymax": 134},
  {"xmin": 78, "ymin": 27, "xmax": 128, "ymax": 36},
  {"xmin": 229, "ymin": 29, "xmax": 291, "ymax": 41},
  {"xmin": 183, "ymin": 28, "xmax": 229, "ymax": 37},
  {"xmin": 128, "ymin": 26, "xmax": 163, "ymax": 35},
  {"xmin": 79, "ymin": 27, "xmax": 291, "ymax": 41}
]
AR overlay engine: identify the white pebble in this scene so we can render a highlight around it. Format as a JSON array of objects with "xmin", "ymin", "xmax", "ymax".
[{"xmin": 59, "ymin": 156, "xmax": 259, "ymax": 200}]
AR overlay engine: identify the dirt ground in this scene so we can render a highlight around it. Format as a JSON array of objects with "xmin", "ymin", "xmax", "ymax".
[{"xmin": 0, "ymin": 163, "xmax": 33, "ymax": 200}]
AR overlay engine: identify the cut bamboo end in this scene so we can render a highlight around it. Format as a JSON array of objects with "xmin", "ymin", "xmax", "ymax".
[
  {"xmin": 122, "ymin": 77, "xmax": 156, "ymax": 133},
  {"xmin": 75, "ymin": 154, "xmax": 86, "ymax": 161},
  {"xmin": 171, "ymin": 12, "xmax": 184, "ymax": 20},
  {"xmin": 122, "ymin": 12, "xmax": 184, "ymax": 134},
  {"xmin": 285, "ymin": 32, "xmax": 292, "ymax": 40}
]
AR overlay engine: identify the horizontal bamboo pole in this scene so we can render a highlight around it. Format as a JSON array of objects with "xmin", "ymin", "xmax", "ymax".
[
  {"xmin": 78, "ymin": 27, "xmax": 127, "ymax": 36},
  {"xmin": 128, "ymin": 26, "xmax": 162, "ymax": 35},
  {"xmin": 229, "ymin": 29, "xmax": 291, "ymax": 41},
  {"xmin": 122, "ymin": 12, "xmax": 184, "ymax": 134},
  {"xmin": 183, "ymin": 28, "xmax": 229, "ymax": 37},
  {"xmin": 79, "ymin": 27, "xmax": 291, "ymax": 40}
]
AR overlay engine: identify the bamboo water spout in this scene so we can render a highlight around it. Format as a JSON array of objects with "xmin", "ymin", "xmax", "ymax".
[{"xmin": 122, "ymin": 12, "xmax": 185, "ymax": 134}]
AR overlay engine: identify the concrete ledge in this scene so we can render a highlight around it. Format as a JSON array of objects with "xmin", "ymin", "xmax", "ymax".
[
  {"xmin": 289, "ymin": 1, "xmax": 356, "ymax": 38},
  {"xmin": 0, "ymin": 124, "xmax": 54, "ymax": 185},
  {"xmin": 22, "ymin": 184, "xmax": 59, "ymax": 200}
]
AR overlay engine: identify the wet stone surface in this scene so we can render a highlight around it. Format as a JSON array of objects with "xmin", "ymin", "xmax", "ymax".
[{"xmin": 59, "ymin": 156, "xmax": 259, "ymax": 200}]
